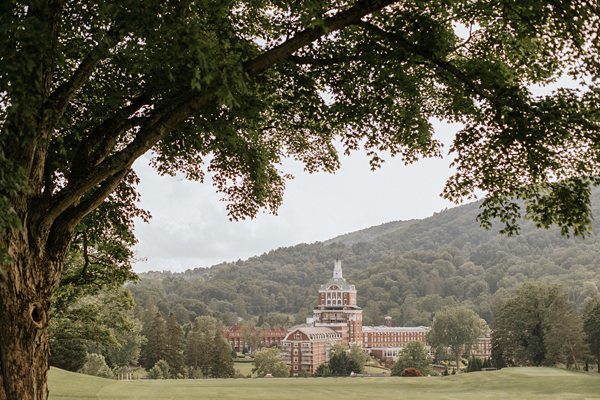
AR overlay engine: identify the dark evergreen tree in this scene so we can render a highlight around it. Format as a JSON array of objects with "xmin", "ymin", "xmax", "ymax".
[
  {"xmin": 466, "ymin": 357, "xmax": 482, "ymax": 372},
  {"xmin": 328, "ymin": 351, "xmax": 361, "ymax": 376},
  {"xmin": 48, "ymin": 339, "xmax": 87, "ymax": 372},
  {"xmin": 210, "ymin": 328, "xmax": 235, "ymax": 378},
  {"xmin": 184, "ymin": 316, "xmax": 234, "ymax": 378},
  {"xmin": 165, "ymin": 313, "xmax": 186, "ymax": 378},
  {"xmin": 185, "ymin": 318, "xmax": 212, "ymax": 377},
  {"xmin": 491, "ymin": 335, "xmax": 507, "ymax": 369},
  {"xmin": 140, "ymin": 312, "xmax": 167, "ymax": 369}
]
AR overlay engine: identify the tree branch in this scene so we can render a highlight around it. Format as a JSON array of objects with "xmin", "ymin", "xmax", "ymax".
[
  {"xmin": 68, "ymin": 93, "xmax": 151, "ymax": 182},
  {"xmin": 244, "ymin": 0, "xmax": 398, "ymax": 75},
  {"xmin": 356, "ymin": 21, "xmax": 500, "ymax": 108},
  {"xmin": 81, "ymin": 228, "xmax": 89, "ymax": 278},
  {"xmin": 46, "ymin": 168, "xmax": 130, "ymax": 260},
  {"xmin": 42, "ymin": 25, "xmax": 124, "ymax": 134},
  {"xmin": 32, "ymin": 18, "xmax": 124, "ymax": 195},
  {"xmin": 42, "ymin": 0, "xmax": 402, "ymax": 240},
  {"xmin": 288, "ymin": 55, "xmax": 354, "ymax": 66},
  {"xmin": 42, "ymin": 92, "xmax": 200, "ymax": 228}
]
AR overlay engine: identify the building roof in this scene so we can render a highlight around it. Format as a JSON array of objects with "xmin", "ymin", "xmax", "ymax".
[
  {"xmin": 283, "ymin": 325, "xmax": 341, "ymax": 341},
  {"xmin": 362, "ymin": 325, "xmax": 430, "ymax": 333},
  {"xmin": 319, "ymin": 260, "xmax": 356, "ymax": 292}
]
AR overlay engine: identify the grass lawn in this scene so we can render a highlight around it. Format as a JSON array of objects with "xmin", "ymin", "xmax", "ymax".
[
  {"xmin": 234, "ymin": 361, "xmax": 255, "ymax": 377},
  {"xmin": 49, "ymin": 367, "xmax": 600, "ymax": 400},
  {"xmin": 363, "ymin": 365, "xmax": 389, "ymax": 375}
]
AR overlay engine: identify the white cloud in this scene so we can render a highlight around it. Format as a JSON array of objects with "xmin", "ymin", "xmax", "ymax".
[{"xmin": 132, "ymin": 120, "xmax": 461, "ymax": 272}]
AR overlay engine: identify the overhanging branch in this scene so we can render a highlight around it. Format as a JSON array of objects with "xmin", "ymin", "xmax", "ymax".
[
  {"xmin": 42, "ymin": 25, "xmax": 124, "ymax": 133},
  {"xmin": 43, "ymin": 0, "xmax": 402, "ymax": 240},
  {"xmin": 356, "ymin": 21, "xmax": 501, "ymax": 108},
  {"xmin": 244, "ymin": 0, "xmax": 398, "ymax": 75},
  {"xmin": 68, "ymin": 93, "xmax": 151, "ymax": 183}
]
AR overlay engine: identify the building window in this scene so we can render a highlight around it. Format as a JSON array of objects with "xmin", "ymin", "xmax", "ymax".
[
  {"xmin": 293, "ymin": 349, "xmax": 298, "ymax": 355},
  {"xmin": 293, "ymin": 365, "xmax": 298, "ymax": 371}
]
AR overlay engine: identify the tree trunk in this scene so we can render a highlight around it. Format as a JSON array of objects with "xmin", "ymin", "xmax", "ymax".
[{"xmin": 0, "ymin": 231, "xmax": 62, "ymax": 400}]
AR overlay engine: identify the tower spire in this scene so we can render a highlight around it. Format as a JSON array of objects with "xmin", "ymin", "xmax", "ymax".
[{"xmin": 333, "ymin": 259, "xmax": 343, "ymax": 279}]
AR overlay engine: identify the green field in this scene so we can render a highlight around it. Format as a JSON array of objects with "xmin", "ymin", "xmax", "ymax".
[
  {"xmin": 234, "ymin": 361, "xmax": 255, "ymax": 377},
  {"xmin": 49, "ymin": 367, "xmax": 600, "ymax": 400}
]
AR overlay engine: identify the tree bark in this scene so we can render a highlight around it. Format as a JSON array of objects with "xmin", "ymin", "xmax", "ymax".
[{"xmin": 0, "ymin": 231, "xmax": 63, "ymax": 400}]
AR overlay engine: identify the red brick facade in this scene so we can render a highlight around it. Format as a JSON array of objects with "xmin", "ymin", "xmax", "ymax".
[
  {"xmin": 471, "ymin": 336, "xmax": 492, "ymax": 359},
  {"xmin": 224, "ymin": 324, "xmax": 288, "ymax": 352},
  {"xmin": 281, "ymin": 327, "xmax": 341, "ymax": 375}
]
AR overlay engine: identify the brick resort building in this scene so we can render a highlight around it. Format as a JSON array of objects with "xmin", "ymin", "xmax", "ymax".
[
  {"xmin": 224, "ymin": 324, "xmax": 288, "ymax": 352},
  {"xmin": 232, "ymin": 260, "xmax": 491, "ymax": 375}
]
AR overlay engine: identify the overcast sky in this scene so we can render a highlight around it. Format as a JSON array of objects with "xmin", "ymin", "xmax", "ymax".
[
  {"xmin": 131, "ymin": 74, "xmax": 581, "ymax": 273},
  {"xmin": 132, "ymin": 120, "xmax": 461, "ymax": 273}
]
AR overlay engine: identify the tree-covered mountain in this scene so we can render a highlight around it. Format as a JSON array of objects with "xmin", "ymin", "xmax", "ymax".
[{"xmin": 131, "ymin": 187, "xmax": 600, "ymax": 327}]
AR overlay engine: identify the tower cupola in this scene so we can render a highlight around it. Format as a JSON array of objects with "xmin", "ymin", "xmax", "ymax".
[{"xmin": 333, "ymin": 259, "xmax": 343, "ymax": 279}]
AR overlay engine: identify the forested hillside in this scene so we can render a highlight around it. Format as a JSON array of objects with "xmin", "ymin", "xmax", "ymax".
[{"xmin": 131, "ymin": 188, "xmax": 600, "ymax": 327}]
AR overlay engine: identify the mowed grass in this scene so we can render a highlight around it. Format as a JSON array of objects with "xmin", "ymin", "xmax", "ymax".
[
  {"xmin": 49, "ymin": 367, "xmax": 600, "ymax": 400},
  {"xmin": 234, "ymin": 361, "xmax": 255, "ymax": 377}
]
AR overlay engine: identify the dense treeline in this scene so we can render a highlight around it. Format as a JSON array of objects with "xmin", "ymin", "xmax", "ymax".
[
  {"xmin": 492, "ymin": 282, "xmax": 588, "ymax": 369},
  {"xmin": 131, "ymin": 188, "xmax": 600, "ymax": 327},
  {"xmin": 138, "ymin": 311, "xmax": 235, "ymax": 379}
]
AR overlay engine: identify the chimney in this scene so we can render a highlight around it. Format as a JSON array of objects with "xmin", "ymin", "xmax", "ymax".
[{"xmin": 384, "ymin": 316, "xmax": 392, "ymax": 327}]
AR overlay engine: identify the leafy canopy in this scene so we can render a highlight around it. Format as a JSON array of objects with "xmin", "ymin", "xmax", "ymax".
[
  {"xmin": 252, "ymin": 347, "xmax": 289, "ymax": 377},
  {"xmin": 427, "ymin": 306, "xmax": 484, "ymax": 370},
  {"xmin": 492, "ymin": 282, "xmax": 588, "ymax": 368},
  {"xmin": 391, "ymin": 341, "xmax": 432, "ymax": 376},
  {"xmin": 0, "ymin": 0, "xmax": 599, "ymax": 270}
]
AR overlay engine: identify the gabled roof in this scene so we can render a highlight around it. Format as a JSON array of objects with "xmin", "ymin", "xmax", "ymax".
[{"xmin": 283, "ymin": 325, "xmax": 341, "ymax": 341}]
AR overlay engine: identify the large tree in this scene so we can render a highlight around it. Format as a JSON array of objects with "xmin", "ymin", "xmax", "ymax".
[
  {"xmin": 582, "ymin": 299, "xmax": 600, "ymax": 372},
  {"xmin": 391, "ymin": 341, "xmax": 432, "ymax": 376},
  {"xmin": 49, "ymin": 240, "xmax": 142, "ymax": 372},
  {"xmin": 139, "ymin": 312, "xmax": 167, "ymax": 370},
  {"xmin": 492, "ymin": 282, "xmax": 587, "ymax": 368},
  {"xmin": 184, "ymin": 315, "xmax": 234, "ymax": 378},
  {"xmin": 0, "ymin": 1, "xmax": 598, "ymax": 398},
  {"xmin": 164, "ymin": 313, "xmax": 186, "ymax": 378},
  {"xmin": 328, "ymin": 344, "xmax": 364, "ymax": 376},
  {"xmin": 427, "ymin": 306, "xmax": 484, "ymax": 373},
  {"xmin": 252, "ymin": 347, "xmax": 289, "ymax": 378}
]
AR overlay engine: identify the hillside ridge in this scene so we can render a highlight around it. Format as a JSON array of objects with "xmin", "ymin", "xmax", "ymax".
[{"xmin": 132, "ymin": 187, "xmax": 600, "ymax": 327}]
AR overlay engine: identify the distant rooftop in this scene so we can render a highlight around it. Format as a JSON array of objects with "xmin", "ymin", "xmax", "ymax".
[
  {"xmin": 362, "ymin": 326, "xmax": 430, "ymax": 333},
  {"xmin": 284, "ymin": 325, "xmax": 341, "ymax": 341},
  {"xmin": 319, "ymin": 260, "xmax": 356, "ymax": 292}
]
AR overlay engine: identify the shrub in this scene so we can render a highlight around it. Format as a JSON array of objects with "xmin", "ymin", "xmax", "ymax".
[
  {"xmin": 148, "ymin": 359, "xmax": 170, "ymax": 379},
  {"xmin": 314, "ymin": 364, "xmax": 331, "ymax": 377},
  {"xmin": 79, "ymin": 353, "xmax": 114, "ymax": 379},
  {"xmin": 401, "ymin": 368, "xmax": 423, "ymax": 377}
]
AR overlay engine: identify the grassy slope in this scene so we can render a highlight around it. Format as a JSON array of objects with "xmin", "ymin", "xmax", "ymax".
[
  {"xmin": 234, "ymin": 361, "xmax": 254, "ymax": 377},
  {"xmin": 49, "ymin": 367, "xmax": 600, "ymax": 400}
]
